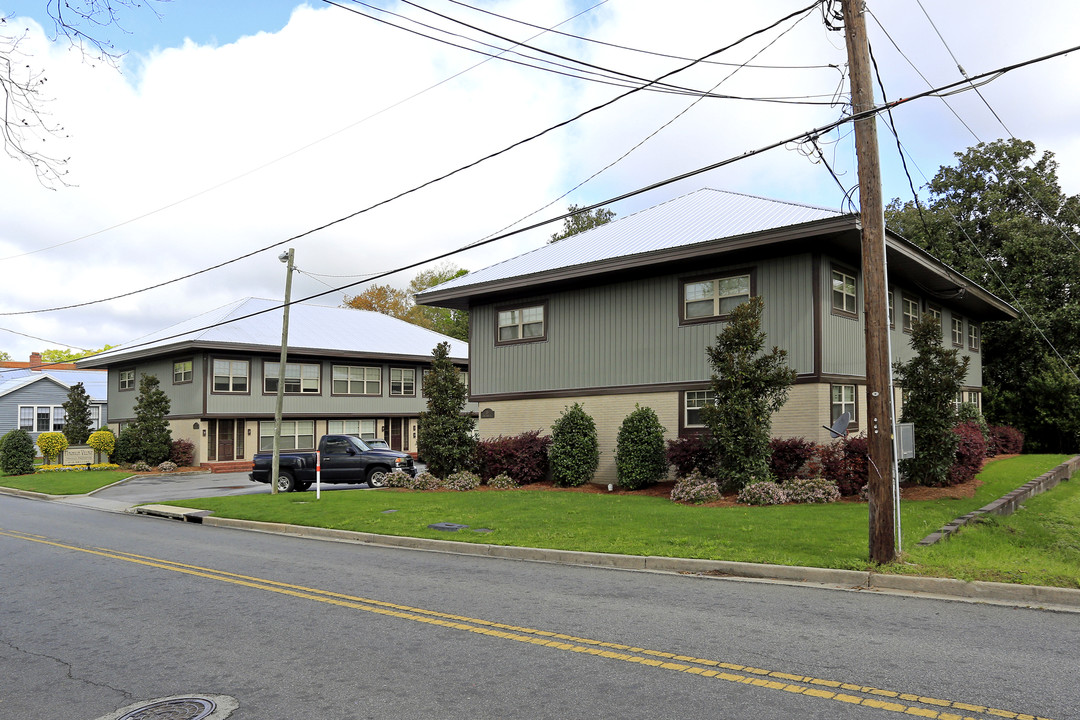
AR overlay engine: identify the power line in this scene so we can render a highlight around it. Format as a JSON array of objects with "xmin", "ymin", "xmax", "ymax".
[{"xmin": 0, "ymin": 1, "xmax": 827, "ymax": 318}]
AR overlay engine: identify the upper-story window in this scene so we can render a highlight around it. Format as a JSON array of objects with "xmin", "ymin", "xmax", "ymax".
[
  {"xmin": 902, "ymin": 295, "xmax": 920, "ymax": 332},
  {"xmin": 831, "ymin": 268, "xmax": 857, "ymax": 317},
  {"xmin": 390, "ymin": 368, "xmax": 416, "ymax": 396},
  {"xmin": 264, "ymin": 361, "xmax": 320, "ymax": 394},
  {"xmin": 213, "ymin": 359, "xmax": 249, "ymax": 393},
  {"xmin": 926, "ymin": 305, "xmax": 942, "ymax": 327},
  {"xmin": 332, "ymin": 365, "xmax": 380, "ymax": 395},
  {"xmin": 119, "ymin": 369, "xmax": 136, "ymax": 391},
  {"xmin": 951, "ymin": 316, "xmax": 964, "ymax": 346},
  {"xmin": 173, "ymin": 360, "xmax": 193, "ymax": 384},
  {"xmin": 497, "ymin": 302, "xmax": 547, "ymax": 344},
  {"xmin": 968, "ymin": 323, "xmax": 981, "ymax": 351},
  {"xmin": 887, "ymin": 289, "xmax": 895, "ymax": 327},
  {"xmin": 682, "ymin": 272, "xmax": 752, "ymax": 323}
]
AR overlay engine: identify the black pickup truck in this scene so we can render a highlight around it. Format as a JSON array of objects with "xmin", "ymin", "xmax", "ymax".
[{"xmin": 250, "ymin": 434, "xmax": 416, "ymax": 492}]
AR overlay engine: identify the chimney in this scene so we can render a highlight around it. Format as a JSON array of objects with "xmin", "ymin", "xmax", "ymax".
[{"xmin": 29, "ymin": 352, "xmax": 42, "ymax": 368}]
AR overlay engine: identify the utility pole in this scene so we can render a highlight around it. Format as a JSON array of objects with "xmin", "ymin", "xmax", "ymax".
[
  {"xmin": 841, "ymin": 0, "xmax": 897, "ymax": 563},
  {"xmin": 270, "ymin": 248, "xmax": 295, "ymax": 495}
]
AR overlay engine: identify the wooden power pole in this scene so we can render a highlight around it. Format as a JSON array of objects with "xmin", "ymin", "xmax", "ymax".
[{"xmin": 841, "ymin": 0, "xmax": 897, "ymax": 563}]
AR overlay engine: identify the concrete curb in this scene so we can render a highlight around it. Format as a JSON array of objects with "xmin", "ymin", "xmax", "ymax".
[
  {"xmin": 918, "ymin": 455, "xmax": 1080, "ymax": 545},
  {"xmin": 201, "ymin": 515, "xmax": 1080, "ymax": 611}
]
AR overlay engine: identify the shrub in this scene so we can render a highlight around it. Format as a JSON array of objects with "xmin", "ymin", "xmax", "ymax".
[
  {"xmin": 36, "ymin": 432, "xmax": 68, "ymax": 464},
  {"xmin": 87, "ymin": 429, "xmax": 116, "ymax": 459},
  {"xmin": 670, "ymin": 469, "xmax": 721, "ymax": 504},
  {"xmin": 0, "ymin": 429, "xmax": 36, "ymax": 476},
  {"xmin": 736, "ymin": 481, "xmax": 788, "ymax": 506},
  {"xmin": 157, "ymin": 461, "xmax": 178, "ymax": 473},
  {"xmin": 615, "ymin": 405, "xmax": 668, "ymax": 490},
  {"xmin": 768, "ymin": 437, "xmax": 817, "ymax": 483},
  {"xmin": 956, "ymin": 402, "xmax": 991, "ymax": 453},
  {"xmin": 949, "ymin": 422, "xmax": 988, "ymax": 486},
  {"xmin": 392, "ymin": 471, "xmax": 441, "ymax": 490},
  {"xmin": 133, "ymin": 461, "xmax": 151, "ymax": 472},
  {"xmin": 417, "ymin": 342, "xmax": 476, "ymax": 478},
  {"xmin": 487, "ymin": 472, "xmax": 519, "ymax": 489},
  {"xmin": 443, "ymin": 470, "xmax": 481, "ymax": 491},
  {"xmin": 549, "ymin": 403, "xmax": 599, "ymax": 487},
  {"xmin": 131, "ymin": 373, "xmax": 173, "ymax": 465},
  {"xmin": 169, "ymin": 439, "xmax": 196, "ymax": 467},
  {"xmin": 990, "ymin": 425, "xmax": 1025, "ymax": 454},
  {"xmin": 475, "ymin": 430, "xmax": 551, "ymax": 485},
  {"xmin": 113, "ymin": 426, "xmax": 139, "ymax": 465},
  {"xmin": 783, "ymin": 477, "xmax": 840, "ymax": 504},
  {"xmin": 665, "ymin": 432, "xmax": 718, "ymax": 477},
  {"xmin": 819, "ymin": 436, "xmax": 869, "ymax": 496}
]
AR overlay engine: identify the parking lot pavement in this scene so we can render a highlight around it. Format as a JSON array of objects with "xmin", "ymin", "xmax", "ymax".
[{"xmin": 87, "ymin": 471, "xmax": 376, "ymax": 506}]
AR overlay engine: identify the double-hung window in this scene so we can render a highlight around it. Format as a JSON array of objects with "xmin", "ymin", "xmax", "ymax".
[
  {"xmin": 258, "ymin": 420, "xmax": 315, "ymax": 452},
  {"xmin": 902, "ymin": 296, "xmax": 920, "ymax": 332},
  {"xmin": 332, "ymin": 365, "xmax": 380, "ymax": 395},
  {"xmin": 831, "ymin": 384, "xmax": 856, "ymax": 426},
  {"xmin": 213, "ymin": 359, "xmax": 249, "ymax": 393},
  {"xmin": 20, "ymin": 406, "xmax": 64, "ymax": 432},
  {"xmin": 682, "ymin": 273, "xmax": 751, "ymax": 322},
  {"xmin": 328, "ymin": 419, "xmax": 378, "ymax": 440},
  {"xmin": 968, "ymin": 323, "xmax": 981, "ymax": 351},
  {"xmin": 119, "ymin": 369, "xmax": 135, "ymax": 391},
  {"xmin": 831, "ymin": 269, "xmax": 857, "ymax": 317},
  {"xmin": 264, "ymin": 361, "xmax": 320, "ymax": 394},
  {"xmin": 497, "ymin": 303, "xmax": 546, "ymax": 343},
  {"xmin": 173, "ymin": 360, "xmax": 193, "ymax": 384},
  {"xmin": 390, "ymin": 368, "xmax": 416, "ymax": 396},
  {"xmin": 951, "ymin": 316, "xmax": 964, "ymax": 346},
  {"xmin": 684, "ymin": 390, "xmax": 716, "ymax": 428}
]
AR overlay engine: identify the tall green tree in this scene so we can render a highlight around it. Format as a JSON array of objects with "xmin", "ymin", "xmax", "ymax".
[
  {"xmin": 61, "ymin": 382, "xmax": 94, "ymax": 445},
  {"xmin": 548, "ymin": 204, "xmax": 616, "ymax": 243},
  {"xmin": 417, "ymin": 342, "xmax": 475, "ymax": 478},
  {"xmin": 408, "ymin": 263, "xmax": 470, "ymax": 341},
  {"xmin": 700, "ymin": 296, "xmax": 795, "ymax": 491},
  {"xmin": 893, "ymin": 317, "xmax": 970, "ymax": 486},
  {"xmin": 885, "ymin": 139, "xmax": 1080, "ymax": 452},
  {"xmin": 131, "ymin": 373, "xmax": 172, "ymax": 465}
]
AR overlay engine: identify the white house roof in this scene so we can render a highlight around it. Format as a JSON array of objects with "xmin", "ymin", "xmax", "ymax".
[
  {"xmin": 77, "ymin": 298, "xmax": 468, "ymax": 368},
  {"xmin": 426, "ymin": 188, "xmax": 842, "ymax": 296},
  {"xmin": 0, "ymin": 368, "xmax": 108, "ymax": 402}
]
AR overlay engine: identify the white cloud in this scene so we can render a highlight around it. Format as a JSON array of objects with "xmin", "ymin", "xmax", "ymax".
[{"xmin": 1, "ymin": 1, "xmax": 1079, "ymax": 361}]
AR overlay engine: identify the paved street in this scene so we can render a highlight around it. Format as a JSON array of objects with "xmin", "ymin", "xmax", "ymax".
[{"xmin": 2, "ymin": 493, "xmax": 1076, "ymax": 720}]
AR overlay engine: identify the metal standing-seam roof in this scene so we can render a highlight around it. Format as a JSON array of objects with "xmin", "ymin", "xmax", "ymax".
[
  {"xmin": 421, "ymin": 189, "xmax": 843, "ymax": 299},
  {"xmin": 0, "ymin": 368, "xmax": 108, "ymax": 402},
  {"xmin": 76, "ymin": 298, "xmax": 468, "ymax": 368}
]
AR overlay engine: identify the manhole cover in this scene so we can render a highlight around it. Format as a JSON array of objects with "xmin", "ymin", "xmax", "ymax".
[
  {"xmin": 97, "ymin": 695, "xmax": 238, "ymax": 720},
  {"xmin": 428, "ymin": 522, "xmax": 468, "ymax": 531}
]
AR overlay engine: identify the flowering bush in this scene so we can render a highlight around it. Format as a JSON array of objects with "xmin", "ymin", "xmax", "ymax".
[
  {"xmin": 36, "ymin": 432, "xmax": 68, "ymax": 464},
  {"xmin": 87, "ymin": 429, "xmax": 116, "ymax": 458},
  {"xmin": 736, "ymin": 481, "xmax": 788, "ymax": 506},
  {"xmin": 388, "ymin": 471, "xmax": 441, "ymax": 490},
  {"xmin": 157, "ymin": 461, "xmax": 178, "ymax": 473},
  {"xmin": 949, "ymin": 421, "xmax": 988, "ymax": 485},
  {"xmin": 443, "ymin": 470, "xmax": 481, "ymax": 491},
  {"xmin": 35, "ymin": 463, "xmax": 121, "ymax": 473},
  {"xmin": 487, "ymin": 473, "xmax": 519, "ymax": 489},
  {"xmin": 990, "ymin": 425, "xmax": 1024, "ymax": 454},
  {"xmin": 783, "ymin": 477, "xmax": 840, "ymax": 504},
  {"xmin": 665, "ymin": 432, "xmax": 717, "ymax": 477},
  {"xmin": 475, "ymin": 430, "xmax": 551, "ymax": 485},
  {"xmin": 169, "ymin": 439, "xmax": 195, "ymax": 467},
  {"xmin": 768, "ymin": 437, "xmax": 817, "ymax": 483},
  {"xmin": 670, "ymin": 469, "xmax": 721, "ymax": 504},
  {"xmin": 133, "ymin": 461, "xmax": 151, "ymax": 472}
]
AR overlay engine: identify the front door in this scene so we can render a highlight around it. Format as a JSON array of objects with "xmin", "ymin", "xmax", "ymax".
[
  {"xmin": 389, "ymin": 418, "xmax": 403, "ymax": 452},
  {"xmin": 218, "ymin": 420, "xmax": 235, "ymax": 461}
]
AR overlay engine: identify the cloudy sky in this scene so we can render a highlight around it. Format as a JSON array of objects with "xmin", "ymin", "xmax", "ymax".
[{"xmin": 1, "ymin": 0, "xmax": 1078, "ymax": 362}]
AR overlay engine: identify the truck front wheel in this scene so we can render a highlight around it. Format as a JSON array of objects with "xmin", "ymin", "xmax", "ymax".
[
  {"xmin": 366, "ymin": 467, "xmax": 389, "ymax": 488},
  {"xmin": 276, "ymin": 471, "xmax": 296, "ymax": 493}
]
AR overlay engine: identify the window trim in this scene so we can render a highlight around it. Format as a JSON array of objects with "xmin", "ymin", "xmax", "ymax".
[
  {"xmin": 172, "ymin": 359, "xmax": 194, "ymax": 385},
  {"xmin": 331, "ymin": 364, "xmax": 382, "ymax": 396},
  {"xmin": 682, "ymin": 389, "xmax": 716, "ymax": 430},
  {"xmin": 19, "ymin": 405, "xmax": 65, "ymax": 433},
  {"xmin": 211, "ymin": 358, "xmax": 250, "ymax": 395},
  {"xmin": 968, "ymin": 322, "xmax": 981, "ymax": 352},
  {"xmin": 494, "ymin": 300, "xmax": 549, "ymax": 346},
  {"xmin": 389, "ymin": 367, "xmax": 417, "ymax": 397},
  {"xmin": 901, "ymin": 294, "xmax": 921, "ymax": 333},
  {"xmin": 951, "ymin": 315, "xmax": 964, "ymax": 347},
  {"xmin": 118, "ymin": 368, "xmax": 136, "ymax": 392},
  {"xmin": 830, "ymin": 384, "xmax": 857, "ymax": 429},
  {"xmin": 679, "ymin": 269, "xmax": 756, "ymax": 326},
  {"xmin": 829, "ymin": 266, "xmax": 858, "ymax": 319},
  {"xmin": 327, "ymin": 418, "xmax": 379, "ymax": 440},
  {"xmin": 258, "ymin": 419, "xmax": 315, "ymax": 452},
  {"xmin": 887, "ymin": 287, "xmax": 895, "ymax": 329},
  {"xmin": 263, "ymin": 360, "xmax": 322, "ymax": 395}
]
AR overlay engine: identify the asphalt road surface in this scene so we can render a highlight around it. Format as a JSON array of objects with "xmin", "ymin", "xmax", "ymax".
[{"xmin": 2, "ymin": 493, "xmax": 1076, "ymax": 720}]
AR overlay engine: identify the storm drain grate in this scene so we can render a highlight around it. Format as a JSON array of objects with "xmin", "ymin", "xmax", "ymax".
[{"xmin": 98, "ymin": 695, "xmax": 238, "ymax": 720}]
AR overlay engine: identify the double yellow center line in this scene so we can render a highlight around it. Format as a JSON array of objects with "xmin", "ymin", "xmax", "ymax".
[{"xmin": 0, "ymin": 528, "xmax": 1054, "ymax": 720}]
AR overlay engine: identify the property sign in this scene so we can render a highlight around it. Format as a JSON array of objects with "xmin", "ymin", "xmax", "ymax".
[{"xmin": 61, "ymin": 446, "xmax": 95, "ymax": 466}]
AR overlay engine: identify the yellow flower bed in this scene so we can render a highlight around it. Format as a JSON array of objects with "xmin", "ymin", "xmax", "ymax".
[{"xmin": 36, "ymin": 463, "xmax": 121, "ymax": 473}]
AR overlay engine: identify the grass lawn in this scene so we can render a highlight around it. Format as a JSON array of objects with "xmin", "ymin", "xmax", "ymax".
[
  {"xmin": 0, "ymin": 470, "xmax": 133, "ymax": 495},
  {"xmin": 160, "ymin": 454, "xmax": 1076, "ymax": 585}
]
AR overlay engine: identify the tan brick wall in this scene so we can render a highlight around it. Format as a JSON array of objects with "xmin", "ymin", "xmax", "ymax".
[
  {"xmin": 772, "ymin": 384, "xmax": 833, "ymax": 444},
  {"xmin": 476, "ymin": 393, "xmax": 680, "ymax": 484}
]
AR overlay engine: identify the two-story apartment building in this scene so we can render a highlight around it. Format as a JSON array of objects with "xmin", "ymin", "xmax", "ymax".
[
  {"xmin": 77, "ymin": 298, "xmax": 474, "ymax": 470},
  {"xmin": 417, "ymin": 189, "xmax": 1017, "ymax": 484}
]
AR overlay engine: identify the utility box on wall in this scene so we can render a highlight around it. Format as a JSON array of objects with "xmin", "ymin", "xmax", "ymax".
[{"xmin": 896, "ymin": 422, "xmax": 915, "ymax": 460}]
